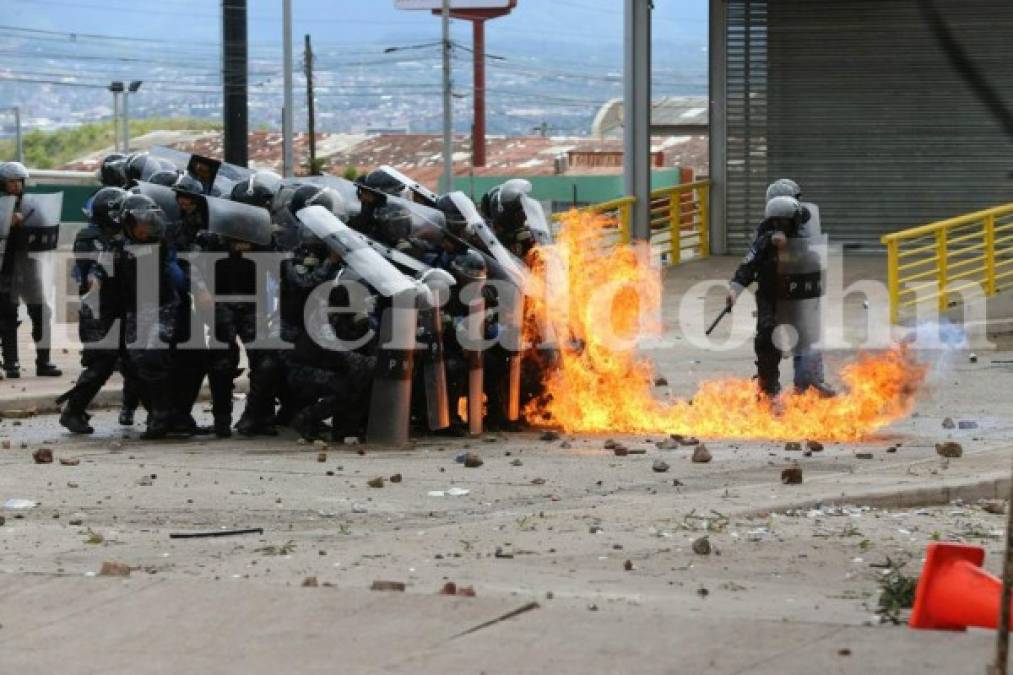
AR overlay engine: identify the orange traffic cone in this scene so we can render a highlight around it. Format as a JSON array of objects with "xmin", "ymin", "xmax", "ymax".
[{"xmin": 910, "ymin": 542, "xmax": 1011, "ymax": 631}]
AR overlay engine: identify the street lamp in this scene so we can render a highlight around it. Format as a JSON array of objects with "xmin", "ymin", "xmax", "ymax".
[
  {"xmin": 123, "ymin": 80, "xmax": 142, "ymax": 152},
  {"xmin": 108, "ymin": 81, "xmax": 124, "ymax": 152}
]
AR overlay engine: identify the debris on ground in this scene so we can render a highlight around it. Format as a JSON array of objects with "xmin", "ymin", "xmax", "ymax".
[
  {"xmin": 256, "ymin": 541, "xmax": 296, "ymax": 556},
  {"xmin": 440, "ymin": 581, "xmax": 475, "ymax": 596},
  {"xmin": 351, "ymin": 503, "xmax": 368, "ymax": 513},
  {"xmin": 604, "ymin": 439, "xmax": 618, "ymax": 450},
  {"xmin": 428, "ymin": 488, "xmax": 470, "ymax": 497},
  {"xmin": 495, "ymin": 547, "xmax": 514, "ymax": 559},
  {"xmin": 623, "ymin": 559, "xmax": 634, "ymax": 571},
  {"xmin": 3, "ymin": 498, "xmax": 37, "ymax": 509},
  {"xmin": 942, "ymin": 417, "xmax": 955, "ymax": 429},
  {"xmin": 692, "ymin": 444, "xmax": 712, "ymax": 463},
  {"xmin": 3, "ymin": 409, "xmax": 36, "ymax": 419},
  {"xmin": 32, "ymin": 448, "xmax": 53, "ymax": 464},
  {"xmin": 855, "ymin": 452, "xmax": 874, "ymax": 460},
  {"xmin": 539, "ymin": 430, "xmax": 560, "ymax": 441},
  {"xmin": 59, "ymin": 457, "xmax": 80, "ymax": 466},
  {"xmin": 979, "ymin": 499, "xmax": 1007, "ymax": 515},
  {"xmin": 99, "ymin": 561, "xmax": 131, "ymax": 577},
  {"xmin": 462, "ymin": 452, "xmax": 484, "ymax": 468},
  {"xmin": 672, "ymin": 434, "xmax": 700, "ymax": 446},
  {"xmin": 958, "ymin": 420, "xmax": 978, "ymax": 430},
  {"xmin": 806, "ymin": 440, "xmax": 824, "ymax": 452},
  {"xmin": 169, "ymin": 528, "xmax": 264, "ymax": 539},
  {"xmin": 367, "ymin": 477, "xmax": 384, "ymax": 488},
  {"xmin": 935, "ymin": 442, "xmax": 963, "ymax": 458},
  {"xmin": 317, "ymin": 452, "xmax": 327, "ymax": 463},
  {"xmin": 510, "ymin": 458, "xmax": 523, "ymax": 467},
  {"xmin": 389, "ymin": 473, "xmax": 402, "ymax": 483},
  {"xmin": 655, "ymin": 437, "xmax": 681, "ymax": 450},
  {"xmin": 0, "ymin": 515, "xmax": 4, "ymax": 526},
  {"xmin": 302, "ymin": 576, "xmax": 319, "ymax": 587},
  {"xmin": 652, "ymin": 459, "xmax": 670, "ymax": 473},
  {"xmin": 371, "ymin": 580, "xmax": 406, "ymax": 592},
  {"xmin": 654, "ymin": 376, "xmax": 668, "ymax": 386},
  {"xmin": 613, "ymin": 446, "xmax": 629, "ymax": 457},
  {"xmin": 692, "ymin": 536, "xmax": 711, "ymax": 555},
  {"xmin": 530, "ymin": 478, "xmax": 546, "ymax": 485},
  {"xmin": 784, "ymin": 442, "xmax": 802, "ymax": 452},
  {"xmin": 781, "ymin": 465, "xmax": 804, "ymax": 484}
]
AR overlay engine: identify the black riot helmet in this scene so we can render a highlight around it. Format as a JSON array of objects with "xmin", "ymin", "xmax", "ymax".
[
  {"xmin": 297, "ymin": 223, "xmax": 328, "ymax": 257},
  {"xmin": 99, "ymin": 153, "xmax": 128, "ymax": 187},
  {"xmin": 485, "ymin": 179, "xmax": 530, "ymax": 230},
  {"xmin": 147, "ymin": 170, "xmax": 180, "ymax": 187},
  {"xmin": 373, "ymin": 203, "xmax": 412, "ymax": 246},
  {"xmin": 435, "ymin": 193, "xmax": 469, "ymax": 237},
  {"xmin": 124, "ymin": 152, "xmax": 152, "ymax": 181},
  {"xmin": 171, "ymin": 173, "xmax": 204, "ymax": 197},
  {"xmin": 231, "ymin": 171, "xmax": 281, "ymax": 209},
  {"xmin": 289, "ymin": 184, "xmax": 336, "ymax": 216},
  {"xmin": 83, "ymin": 186, "xmax": 128, "ymax": 234},
  {"xmin": 449, "ymin": 249, "xmax": 487, "ymax": 286},
  {"xmin": 119, "ymin": 193, "xmax": 168, "ymax": 244},
  {"xmin": 359, "ymin": 168, "xmax": 406, "ymax": 197}
]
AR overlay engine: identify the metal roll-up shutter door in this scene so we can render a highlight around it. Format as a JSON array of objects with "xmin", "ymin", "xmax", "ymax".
[
  {"xmin": 725, "ymin": 0, "xmax": 770, "ymax": 253},
  {"xmin": 765, "ymin": 0, "xmax": 1013, "ymax": 251}
]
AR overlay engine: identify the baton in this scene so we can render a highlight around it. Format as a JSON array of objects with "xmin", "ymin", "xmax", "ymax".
[{"xmin": 705, "ymin": 306, "xmax": 731, "ymax": 336}]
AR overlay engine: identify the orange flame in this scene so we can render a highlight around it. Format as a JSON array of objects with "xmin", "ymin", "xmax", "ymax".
[{"xmin": 522, "ymin": 210, "xmax": 926, "ymax": 442}]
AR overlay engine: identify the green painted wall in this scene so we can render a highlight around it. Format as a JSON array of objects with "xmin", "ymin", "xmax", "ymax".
[{"xmin": 443, "ymin": 169, "xmax": 682, "ymax": 208}]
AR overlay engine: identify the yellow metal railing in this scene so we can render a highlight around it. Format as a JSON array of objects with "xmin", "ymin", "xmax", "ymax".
[
  {"xmin": 882, "ymin": 203, "xmax": 1013, "ymax": 323},
  {"xmin": 552, "ymin": 180, "xmax": 711, "ymax": 266}
]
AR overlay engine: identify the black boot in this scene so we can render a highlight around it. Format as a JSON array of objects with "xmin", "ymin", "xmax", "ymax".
[
  {"xmin": 2, "ymin": 324, "xmax": 19, "ymax": 379},
  {"xmin": 119, "ymin": 408, "xmax": 135, "ymax": 426},
  {"xmin": 59, "ymin": 407, "xmax": 94, "ymax": 434},
  {"xmin": 208, "ymin": 371, "xmax": 234, "ymax": 439},
  {"xmin": 291, "ymin": 397, "xmax": 336, "ymax": 441},
  {"xmin": 35, "ymin": 349, "xmax": 62, "ymax": 377},
  {"xmin": 4, "ymin": 363, "xmax": 19, "ymax": 379}
]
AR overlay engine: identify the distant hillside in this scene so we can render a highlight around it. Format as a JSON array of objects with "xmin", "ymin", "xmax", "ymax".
[{"xmin": 0, "ymin": 118, "xmax": 221, "ymax": 170}]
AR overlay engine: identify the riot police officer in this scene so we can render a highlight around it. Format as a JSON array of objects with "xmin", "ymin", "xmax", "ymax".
[
  {"xmin": 0, "ymin": 161, "xmax": 61, "ymax": 378},
  {"xmin": 58, "ymin": 187, "xmax": 132, "ymax": 433},
  {"xmin": 116, "ymin": 193, "xmax": 181, "ymax": 439}
]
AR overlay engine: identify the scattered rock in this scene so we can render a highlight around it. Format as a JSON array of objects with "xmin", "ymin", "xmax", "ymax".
[
  {"xmin": 969, "ymin": 352, "xmax": 978, "ymax": 363},
  {"xmin": 389, "ymin": 473, "xmax": 402, "ymax": 483},
  {"xmin": 692, "ymin": 536, "xmax": 711, "ymax": 555},
  {"xmin": 672, "ymin": 478, "xmax": 685, "ymax": 487},
  {"xmin": 317, "ymin": 452, "xmax": 327, "ymax": 463},
  {"xmin": 886, "ymin": 446, "xmax": 897, "ymax": 453},
  {"xmin": 697, "ymin": 587, "xmax": 710, "ymax": 598},
  {"xmin": 351, "ymin": 503, "xmax": 368, "ymax": 514},
  {"xmin": 539, "ymin": 430, "xmax": 560, "ymax": 441},
  {"xmin": 494, "ymin": 547, "xmax": 514, "ymax": 559},
  {"xmin": 678, "ymin": 436, "xmax": 701, "ymax": 446},
  {"xmin": 99, "ymin": 561, "xmax": 131, "ymax": 577},
  {"xmin": 613, "ymin": 446, "xmax": 629, "ymax": 457},
  {"xmin": 838, "ymin": 648, "xmax": 852, "ymax": 657},
  {"xmin": 654, "ymin": 376, "xmax": 669, "ymax": 386},
  {"xmin": 651, "ymin": 459, "xmax": 670, "ymax": 473},
  {"xmin": 935, "ymin": 442, "xmax": 963, "ymax": 458},
  {"xmin": 781, "ymin": 465, "xmax": 803, "ymax": 484},
  {"xmin": 942, "ymin": 417, "xmax": 955, "ymax": 429},
  {"xmin": 302, "ymin": 576, "xmax": 319, "ymax": 587},
  {"xmin": 803, "ymin": 450, "xmax": 813, "ymax": 457},
  {"xmin": 457, "ymin": 586, "xmax": 476, "ymax": 597},
  {"xmin": 463, "ymin": 452, "xmax": 483, "ymax": 468},
  {"xmin": 980, "ymin": 499, "xmax": 1006, "ymax": 515},
  {"xmin": 855, "ymin": 452, "xmax": 874, "ymax": 460},
  {"xmin": 59, "ymin": 457, "xmax": 80, "ymax": 466},
  {"xmin": 623, "ymin": 559, "xmax": 633, "ymax": 571},
  {"xmin": 32, "ymin": 448, "xmax": 53, "ymax": 464},
  {"xmin": 692, "ymin": 445, "xmax": 712, "ymax": 463},
  {"xmin": 560, "ymin": 441, "xmax": 572, "ymax": 449},
  {"xmin": 604, "ymin": 439, "xmax": 618, "ymax": 450},
  {"xmin": 68, "ymin": 518, "xmax": 83, "ymax": 526},
  {"xmin": 805, "ymin": 440, "xmax": 824, "ymax": 452},
  {"xmin": 67, "ymin": 481, "xmax": 78, "ymax": 489},
  {"xmin": 784, "ymin": 442, "xmax": 802, "ymax": 452},
  {"xmin": 439, "ymin": 581, "xmax": 476, "ymax": 597},
  {"xmin": 367, "ymin": 477, "xmax": 384, "ymax": 488},
  {"xmin": 628, "ymin": 448, "xmax": 647, "ymax": 455},
  {"xmin": 370, "ymin": 580, "xmax": 406, "ymax": 592},
  {"xmin": 510, "ymin": 458, "xmax": 523, "ymax": 467},
  {"xmin": 655, "ymin": 438, "xmax": 680, "ymax": 450},
  {"xmin": 137, "ymin": 476, "xmax": 153, "ymax": 487},
  {"xmin": 531, "ymin": 478, "xmax": 546, "ymax": 485},
  {"xmin": 958, "ymin": 420, "xmax": 978, "ymax": 430}
]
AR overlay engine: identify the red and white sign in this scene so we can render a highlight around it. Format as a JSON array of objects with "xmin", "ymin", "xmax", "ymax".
[{"xmin": 394, "ymin": 1, "xmax": 513, "ymax": 9}]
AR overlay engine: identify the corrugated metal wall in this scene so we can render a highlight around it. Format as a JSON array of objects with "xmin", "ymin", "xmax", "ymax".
[{"xmin": 725, "ymin": 0, "xmax": 1013, "ymax": 252}]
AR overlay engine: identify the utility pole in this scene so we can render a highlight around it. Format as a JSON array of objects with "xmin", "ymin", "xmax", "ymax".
[
  {"xmin": 441, "ymin": 0, "xmax": 453, "ymax": 192},
  {"xmin": 108, "ymin": 82, "xmax": 123, "ymax": 153},
  {"xmin": 304, "ymin": 34, "xmax": 317, "ymax": 174},
  {"xmin": 222, "ymin": 0, "xmax": 249, "ymax": 167},
  {"xmin": 122, "ymin": 80, "xmax": 141, "ymax": 153},
  {"xmin": 13, "ymin": 107, "xmax": 23, "ymax": 163},
  {"xmin": 623, "ymin": 0, "xmax": 652, "ymax": 241},
  {"xmin": 282, "ymin": 0, "xmax": 294, "ymax": 177}
]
